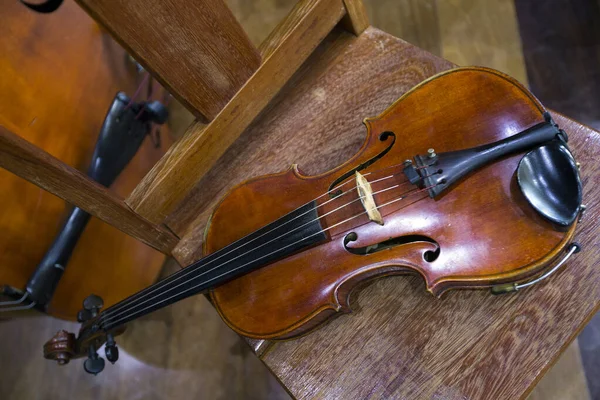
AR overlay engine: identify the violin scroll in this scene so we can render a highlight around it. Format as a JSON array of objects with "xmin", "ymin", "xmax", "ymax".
[
  {"xmin": 43, "ymin": 330, "xmax": 76, "ymax": 365},
  {"xmin": 43, "ymin": 294, "xmax": 123, "ymax": 375}
]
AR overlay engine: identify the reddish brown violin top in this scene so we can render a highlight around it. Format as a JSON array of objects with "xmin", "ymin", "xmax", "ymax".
[
  {"xmin": 43, "ymin": 67, "xmax": 581, "ymax": 371},
  {"xmin": 206, "ymin": 67, "xmax": 577, "ymax": 339}
]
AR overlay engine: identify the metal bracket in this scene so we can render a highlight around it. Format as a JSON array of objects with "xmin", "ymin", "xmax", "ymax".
[
  {"xmin": 0, "ymin": 292, "xmax": 36, "ymax": 312},
  {"xmin": 491, "ymin": 242, "xmax": 581, "ymax": 294}
]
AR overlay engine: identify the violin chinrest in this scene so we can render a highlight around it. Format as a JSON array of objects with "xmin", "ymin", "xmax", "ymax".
[{"xmin": 517, "ymin": 140, "xmax": 582, "ymax": 226}]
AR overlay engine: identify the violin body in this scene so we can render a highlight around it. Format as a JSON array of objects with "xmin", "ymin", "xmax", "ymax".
[{"xmin": 206, "ymin": 68, "xmax": 576, "ymax": 339}]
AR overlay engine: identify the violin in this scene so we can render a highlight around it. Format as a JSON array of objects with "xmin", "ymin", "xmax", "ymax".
[{"xmin": 44, "ymin": 67, "xmax": 583, "ymax": 374}]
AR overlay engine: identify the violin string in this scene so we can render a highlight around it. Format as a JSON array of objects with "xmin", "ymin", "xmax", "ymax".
[
  {"xmin": 102, "ymin": 184, "xmax": 434, "ymax": 329},
  {"xmin": 101, "ymin": 162, "xmax": 432, "ymax": 327},
  {"xmin": 100, "ymin": 171, "xmax": 432, "ymax": 327},
  {"xmin": 103, "ymin": 178, "xmax": 414, "ymax": 321},
  {"xmin": 100, "ymin": 163, "xmax": 412, "ymax": 320},
  {"xmin": 100, "ymin": 180, "xmax": 414, "ymax": 326},
  {"xmin": 99, "ymin": 168, "xmax": 407, "ymax": 320}
]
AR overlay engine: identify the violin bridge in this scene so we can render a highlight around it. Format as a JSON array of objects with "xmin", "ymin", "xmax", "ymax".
[{"xmin": 355, "ymin": 171, "xmax": 384, "ymax": 225}]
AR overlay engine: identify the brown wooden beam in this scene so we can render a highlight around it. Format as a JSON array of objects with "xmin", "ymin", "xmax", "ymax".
[
  {"xmin": 126, "ymin": 0, "xmax": 347, "ymax": 226},
  {"xmin": 76, "ymin": 0, "xmax": 261, "ymax": 122},
  {"xmin": 342, "ymin": 0, "xmax": 370, "ymax": 35},
  {"xmin": 0, "ymin": 125, "xmax": 178, "ymax": 253}
]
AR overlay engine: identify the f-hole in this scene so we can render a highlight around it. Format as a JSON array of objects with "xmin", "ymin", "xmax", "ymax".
[
  {"xmin": 343, "ymin": 232, "xmax": 440, "ymax": 262},
  {"xmin": 328, "ymin": 131, "xmax": 396, "ymax": 198}
]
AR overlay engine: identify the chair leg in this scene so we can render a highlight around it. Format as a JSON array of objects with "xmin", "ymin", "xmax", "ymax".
[{"xmin": 342, "ymin": 0, "xmax": 370, "ymax": 35}]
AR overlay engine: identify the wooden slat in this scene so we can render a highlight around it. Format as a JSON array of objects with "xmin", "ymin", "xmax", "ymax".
[
  {"xmin": 258, "ymin": 0, "xmax": 329, "ymax": 58},
  {"xmin": 342, "ymin": 0, "xmax": 370, "ymax": 35},
  {"xmin": 75, "ymin": 0, "xmax": 261, "ymax": 123},
  {"xmin": 0, "ymin": 125, "xmax": 178, "ymax": 254},
  {"xmin": 126, "ymin": 0, "xmax": 347, "ymax": 226},
  {"xmin": 170, "ymin": 25, "xmax": 453, "ymax": 264}
]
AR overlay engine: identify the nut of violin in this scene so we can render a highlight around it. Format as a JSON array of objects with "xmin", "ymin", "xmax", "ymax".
[{"xmin": 43, "ymin": 330, "xmax": 76, "ymax": 365}]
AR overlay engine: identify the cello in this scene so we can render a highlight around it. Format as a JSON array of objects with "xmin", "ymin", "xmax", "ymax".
[
  {"xmin": 0, "ymin": 0, "xmax": 169, "ymax": 319},
  {"xmin": 43, "ymin": 67, "xmax": 583, "ymax": 374}
]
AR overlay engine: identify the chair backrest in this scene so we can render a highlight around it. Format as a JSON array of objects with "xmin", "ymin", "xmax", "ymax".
[
  {"xmin": 76, "ymin": 0, "xmax": 261, "ymax": 123},
  {"xmin": 0, "ymin": 0, "xmax": 369, "ymax": 255}
]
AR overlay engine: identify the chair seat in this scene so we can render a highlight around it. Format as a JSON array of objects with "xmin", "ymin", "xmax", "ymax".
[{"xmin": 167, "ymin": 26, "xmax": 600, "ymax": 399}]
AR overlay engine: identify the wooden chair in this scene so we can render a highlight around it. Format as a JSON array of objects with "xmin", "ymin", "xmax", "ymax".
[{"xmin": 1, "ymin": 0, "xmax": 599, "ymax": 398}]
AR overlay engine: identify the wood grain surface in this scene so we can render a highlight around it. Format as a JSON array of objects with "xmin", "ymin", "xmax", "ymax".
[
  {"xmin": 126, "ymin": 0, "xmax": 347, "ymax": 227},
  {"xmin": 0, "ymin": 1, "xmax": 594, "ymax": 399},
  {"xmin": 0, "ymin": 0, "xmax": 170, "ymax": 320},
  {"xmin": 76, "ymin": 0, "xmax": 261, "ymax": 122},
  {"xmin": 166, "ymin": 25, "xmax": 598, "ymax": 399},
  {"xmin": 341, "ymin": 0, "xmax": 370, "ymax": 35},
  {"xmin": 258, "ymin": 0, "xmax": 343, "ymax": 59},
  {"xmin": 206, "ymin": 67, "xmax": 576, "ymax": 340},
  {"xmin": 171, "ymin": 27, "xmax": 453, "ymax": 264},
  {"xmin": 0, "ymin": 125, "xmax": 177, "ymax": 254}
]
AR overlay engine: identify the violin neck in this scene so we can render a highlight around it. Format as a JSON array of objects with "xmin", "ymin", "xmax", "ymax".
[{"xmin": 97, "ymin": 201, "xmax": 327, "ymax": 332}]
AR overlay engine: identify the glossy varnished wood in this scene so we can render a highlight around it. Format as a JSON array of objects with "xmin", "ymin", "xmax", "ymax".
[
  {"xmin": 170, "ymin": 27, "xmax": 454, "ymax": 261},
  {"xmin": 261, "ymin": 114, "xmax": 599, "ymax": 400},
  {"xmin": 0, "ymin": 125, "xmax": 178, "ymax": 254},
  {"xmin": 165, "ymin": 23, "xmax": 597, "ymax": 398},
  {"xmin": 0, "ymin": 0, "xmax": 169, "ymax": 319},
  {"xmin": 76, "ymin": 0, "xmax": 261, "ymax": 122},
  {"xmin": 204, "ymin": 68, "xmax": 574, "ymax": 339},
  {"xmin": 0, "ymin": 1, "xmax": 595, "ymax": 398}
]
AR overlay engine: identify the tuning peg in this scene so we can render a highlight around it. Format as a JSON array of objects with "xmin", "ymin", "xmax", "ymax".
[
  {"xmin": 77, "ymin": 309, "xmax": 92, "ymax": 322},
  {"xmin": 105, "ymin": 334, "xmax": 119, "ymax": 364},
  {"xmin": 82, "ymin": 294, "xmax": 104, "ymax": 317},
  {"xmin": 83, "ymin": 344, "xmax": 105, "ymax": 375}
]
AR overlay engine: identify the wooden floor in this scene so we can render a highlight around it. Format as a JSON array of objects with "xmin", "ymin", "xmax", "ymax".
[{"xmin": 0, "ymin": 0, "xmax": 596, "ymax": 399}]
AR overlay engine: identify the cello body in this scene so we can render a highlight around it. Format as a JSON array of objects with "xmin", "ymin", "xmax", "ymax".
[
  {"xmin": 0, "ymin": 0, "xmax": 167, "ymax": 319},
  {"xmin": 206, "ymin": 68, "xmax": 577, "ymax": 339}
]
